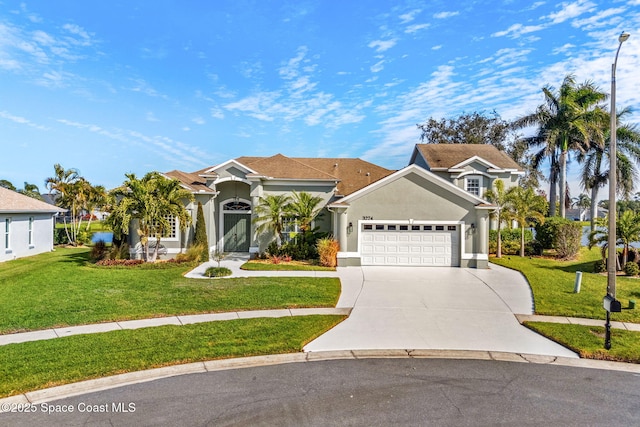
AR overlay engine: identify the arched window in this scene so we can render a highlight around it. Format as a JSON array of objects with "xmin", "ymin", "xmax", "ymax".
[{"xmin": 223, "ymin": 201, "xmax": 251, "ymax": 211}]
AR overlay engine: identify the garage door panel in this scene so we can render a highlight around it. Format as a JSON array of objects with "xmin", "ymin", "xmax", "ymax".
[{"xmin": 360, "ymin": 224, "xmax": 459, "ymax": 267}]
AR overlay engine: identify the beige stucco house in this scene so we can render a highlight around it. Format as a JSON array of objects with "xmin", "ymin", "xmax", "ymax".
[
  {"xmin": 0, "ymin": 187, "xmax": 66, "ymax": 262},
  {"xmin": 128, "ymin": 144, "xmax": 523, "ymax": 268}
]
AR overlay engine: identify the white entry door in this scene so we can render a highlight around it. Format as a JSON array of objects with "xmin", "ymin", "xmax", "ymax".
[{"xmin": 360, "ymin": 223, "xmax": 459, "ymax": 266}]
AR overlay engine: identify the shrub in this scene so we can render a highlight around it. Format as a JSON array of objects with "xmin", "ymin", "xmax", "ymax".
[
  {"xmin": 183, "ymin": 243, "xmax": 209, "ymax": 263},
  {"xmin": 53, "ymin": 228, "xmax": 67, "ymax": 245},
  {"xmin": 535, "ymin": 217, "xmax": 581, "ymax": 259},
  {"xmin": 317, "ymin": 237, "xmax": 339, "ymax": 267},
  {"xmin": 90, "ymin": 240, "xmax": 108, "ymax": 261},
  {"xmin": 553, "ymin": 222, "xmax": 582, "ymax": 259},
  {"xmin": 593, "ymin": 259, "xmax": 606, "ymax": 273},
  {"xmin": 108, "ymin": 243, "xmax": 130, "ymax": 260},
  {"xmin": 489, "ymin": 228, "xmax": 534, "ymax": 255},
  {"xmin": 204, "ymin": 267, "xmax": 232, "ymax": 278},
  {"xmin": 624, "ymin": 261, "xmax": 639, "ymax": 276}
]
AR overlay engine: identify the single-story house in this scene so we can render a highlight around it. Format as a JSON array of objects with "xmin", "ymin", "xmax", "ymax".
[
  {"xmin": 0, "ymin": 187, "xmax": 66, "ymax": 262},
  {"xmin": 127, "ymin": 144, "xmax": 523, "ymax": 268}
]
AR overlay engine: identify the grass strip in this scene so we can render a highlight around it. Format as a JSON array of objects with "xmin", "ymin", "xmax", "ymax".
[
  {"xmin": 0, "ymin": 248, "xmax": 340, "ymax": 334},
  {"xmin": 525, "ymin": 321, "xmax": 640, "ymax": 363},
  {"xmin": 240, "ymin": 261, "xmax": 335, "ymax": 271},
  {"xmin": 0, "ymin": 315, "xmax": 345, "ymax": 397},
  {"xmin": 491, "ymin": 247, "xmax": 640, "ymax": 322}
]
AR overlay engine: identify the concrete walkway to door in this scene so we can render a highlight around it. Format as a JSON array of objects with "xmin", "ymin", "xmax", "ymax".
[{"xmin": 304, "ymin": 265, "xmax": 578, "ymax": 358}]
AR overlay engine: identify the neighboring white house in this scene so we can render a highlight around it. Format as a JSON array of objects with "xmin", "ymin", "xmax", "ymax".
[{"xmin": 0, "ymin": 187, "xmax": 66, "ymax": 262}]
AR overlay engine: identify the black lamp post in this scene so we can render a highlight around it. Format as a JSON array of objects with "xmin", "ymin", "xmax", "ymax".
[{"xmin": 605, "ymin": 31, "xmax": 630, "ymax": 350}]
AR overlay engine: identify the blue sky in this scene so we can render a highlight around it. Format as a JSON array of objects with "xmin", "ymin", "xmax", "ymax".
[{"xmin": 1, "ymin": 1, "xmax": 639, "ymax": 198}]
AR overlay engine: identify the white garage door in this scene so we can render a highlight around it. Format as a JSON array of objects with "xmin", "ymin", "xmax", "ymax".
[{"xmin": 360, "ymin": 223, "xmax": 460, "ymax": 266}]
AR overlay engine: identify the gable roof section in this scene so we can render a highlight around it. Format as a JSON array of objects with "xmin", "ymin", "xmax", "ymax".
[
  {"xmin": 329, "ymin": 164, "xmax": 494, "ymax": 208},
  {"xmin": 414, "ymin": 144, "xmax": 522, "ymax": 171},
  {"xmin": 0, "ymin": 187, "xmax": 66, "ymax": 213},
  {"xmin": 164, "ymin": 170, "xmax": 215, "ymax": 193}
]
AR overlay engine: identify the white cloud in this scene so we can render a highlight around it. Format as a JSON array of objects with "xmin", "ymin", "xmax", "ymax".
[
  {"xmin": 433, "ymin": 11, "xmax": 460, "ymax": 19},
  {"xmin": 368, "ymin": 39, "xmax": 397, "ymax": 52},
  {"xmin": 399, "ymin": 9, "xmax": 421, "ymax": 24},
  {"xmin": 432, "ymin": 45, "xmax": 442, "ymax": 50},
  {"xmin": 0, "ymin": 111, "xmax": 49, "ymax": 130},
  {"xmin": 571, "ymin": 7, "xmax": 625, "ymax": 29},
  {"xmin": 146, "ymin": 112, "xmax": 159, "ymax": 122},
  {"xmin": 491, "ymin": 23, "xmax": 546, "ymax": 38},
  {"xmin": 544, "ymin": 0, "xmax": 596, "ymax": 24},
  {"xmin": 192, "ymin": 117, "xmax": 205, "ymax": 125},
  {"xmin": 370, "ymin": 60, "xmax": 385, "ymax": 73},
  {"xmin": 405, "ymin": 23, "xmax": 430, "ymax": 34}
]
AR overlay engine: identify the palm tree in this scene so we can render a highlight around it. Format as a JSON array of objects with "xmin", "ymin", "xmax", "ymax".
[
  {"xmin": 505, "ymin": 186, "xmax": 547, "ymax": 256},
  {"xmin": 253, "ymin": 194, "xmax": 291, "ymax": 246},
  {"xmin": 578, "ymin": 107, "xmax": 640, "ymax": 232},
  {"xmin": 513, "ymin": 75, "xmax": 607, "ymax": 219},
  {"xmin": 84, "ymin": 185, "xmax": 107, "ymax": 231},
  {"xmin": 0, "ymin": 180, "xmax": 16, "ymax": 191},
  {"xmin": 572, "ymin": 193, "xmax": 591, "ymax": 220},
  {"xmin": 483, "ymin": 180, "xmax": 510, "ymax": 258},
  {"xmin": 288, "ymin": 191, "xmax": 324, "ymax": 233},
  {"xmin": 17, "ymin": 182, "xmax": 43, "ymax": 200},
  {"xmin": 107, "ymin": 172, "xmax": 194, "ymax": 261},
  {"xmin": 590, "ymin": 211, "xmax": 640, "ymax": 268}
]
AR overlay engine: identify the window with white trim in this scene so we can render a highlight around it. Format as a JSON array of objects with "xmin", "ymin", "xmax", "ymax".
[
  {"xmin": 151, "ymin": 215, "xmax": 177, "ymax": 239},
  {"xmin": 4, "ymin": 218, "xmax": 10, "ymax": 250},
  {"xmin": 282, "ymin": 217, "xmax": 299, "ymax": 243},
  {"xmin": 28, "ymin": 217, "xmax": 34, "ymax": 246},
  {"xmin": 465, "ymin": 177, "xmax": 480, "ymax": 196}
]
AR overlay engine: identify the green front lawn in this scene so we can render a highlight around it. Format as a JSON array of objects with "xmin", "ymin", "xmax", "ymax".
[
  {"xmin": 0, "ymin": 248, "xmax": 340, "ymax": 334},
  {"xmin": 491, "ymin": 247, "xmax": 640, "ymax": 323},
  {"xmin": 526, "ymin": 322, "xmax": 640, "ymax": 364},
  {"xmin": 0, "ymin": 315, "xmax": 345, "ymax": 397}
]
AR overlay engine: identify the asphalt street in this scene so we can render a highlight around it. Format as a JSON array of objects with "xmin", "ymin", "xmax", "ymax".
[{"xmin": 2, "ymin": 358, "xmax": 640, "ymax": 426}]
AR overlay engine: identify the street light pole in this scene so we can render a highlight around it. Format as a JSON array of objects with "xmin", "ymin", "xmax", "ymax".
[{"xmin": 605, "ymin": 31, "xmax": 630, "ymax": 350}]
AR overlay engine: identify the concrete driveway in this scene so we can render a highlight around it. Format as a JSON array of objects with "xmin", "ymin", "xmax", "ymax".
[{"xmin": 304, "ymin": 265, "xmax": 578, "ymax": 358}]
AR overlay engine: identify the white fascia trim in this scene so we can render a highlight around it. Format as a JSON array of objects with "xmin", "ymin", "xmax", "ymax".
[
  {"xmin": 337, "ymin": 164, "xmax": 489, "ymax": 206},
  {"xmin": 461, "ymin": 253, "xmax": 489, "ymax": 260},
  {"xmin": 450, "ymin": 155, "xmax": 501, "ymax": 170},
  {"xmin": 206, "ymin": 159, "xmax": 257, "ymax": 176},
  {"xmin": 452, "ymin": 170, "xmax": 494, "ymax": 180},
  {"xmin": 337, "ymin": 251, "xmax": 359, "ymax": 258},
  {"xmin": 256, "ymin": 178, "xmax": 338, "ymax": 187},
  {"xmin": 213, "ymin": 176, "xmax": 252, "ymax": 186}
]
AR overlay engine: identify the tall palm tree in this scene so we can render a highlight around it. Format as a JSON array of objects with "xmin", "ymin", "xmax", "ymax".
[
  {"xmin": 288, "ymin": 191, "xmax": 324, "ymax": 233},
  {"xmin": 84, "ymin": 185, "xmax": 107, "ymax": 231},
  {"xmin": 505, "ymin": 186, "xmax": 547, "ymax": 256},
  {"xmin": 579, "ymin": 107, "xmax": 640, "ymax": 232},
  {"xmin": 253, "ymin": 194, "xmax": 291, "ymax": 246},
  {"xmin": 483, "ymin": 180, "xmax": 509, "ymax": 258},
  {"xmin": 107, "ymin": 172, "xmax": 193, "ymax": 261},
  {"xmin": 513, "ymin": 75, "xmax": 607, "ymax": 218}
]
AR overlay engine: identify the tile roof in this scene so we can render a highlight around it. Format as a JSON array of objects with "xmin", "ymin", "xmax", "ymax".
[
  {"xmin": 164, "ymin": 170, "xmax": 215, "ymax": 193},
  {"xmin": 242, "ymin": 154, "xmax": 338, "ymax": 180},
  {"xmin": 0, "ymin": 187, "xmax": 66, "ymax": 213},
  {"xmin": 294, "ymin": 157, "xmax": 395, "ymax": 196},
  {"xmin": 234, "ymin": 154, "xmax": 395, "ymax": 196},
  {"xmin": 416, "ymin": 144, "xmax": 522, "ymax": 170}
]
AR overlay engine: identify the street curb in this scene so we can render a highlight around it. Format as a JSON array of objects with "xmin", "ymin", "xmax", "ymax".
[{"xmin": 3, "ymin": 349, "xmax": 640, "ymax": 408}]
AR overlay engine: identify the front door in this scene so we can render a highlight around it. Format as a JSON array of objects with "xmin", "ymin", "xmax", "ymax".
[{"xmin": 223, "ymin": 213, "xmax": 250, "ymax": 252}]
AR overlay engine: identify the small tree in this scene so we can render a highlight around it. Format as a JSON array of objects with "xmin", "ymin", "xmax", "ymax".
[
  {"xmin": 194, "ymin": 201, "xmax": 207, "ymax": 247},
  {"xmin": 505, "ymin": 186, "xmax": 547, "ymax": 256},
  {"xmin": 484, "ymin": 180, "xmax": 509, "ymax": 258}
]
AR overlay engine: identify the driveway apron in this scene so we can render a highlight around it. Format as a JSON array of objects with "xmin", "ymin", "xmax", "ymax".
[{"xmin": 305, "ymin": 266, "xmax": 578, "ymax": 358}]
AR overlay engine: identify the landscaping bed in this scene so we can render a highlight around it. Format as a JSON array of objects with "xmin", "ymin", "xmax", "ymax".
[{"xmin": 241, "ymin": 259, "xmax": 336, "ymax": 271}]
